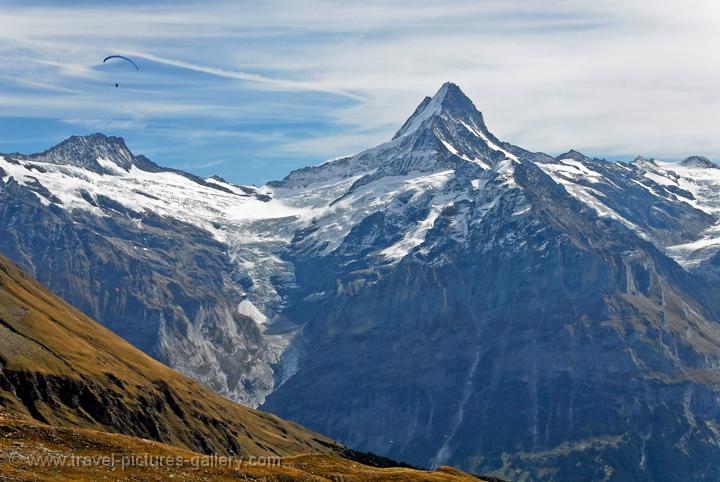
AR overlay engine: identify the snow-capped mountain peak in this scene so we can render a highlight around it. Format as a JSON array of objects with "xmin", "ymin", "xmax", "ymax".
[
  {"xmin": 277, "ymin": 83, "xmax": 531, "ymax": 192},
  {"xmin": 681, "ymin": 155, "xmax": 718, "ymax": 169},
  {"xmin": 25, "ymin": 133, "xmax": 136, "ymax": 173},
  {"xmin": 554, "ymin": 149, "xmax": 591, "ymax": 162},
  {"xmin": 392, "ymin": 82, "xmax": 488, "ymax": 140}
]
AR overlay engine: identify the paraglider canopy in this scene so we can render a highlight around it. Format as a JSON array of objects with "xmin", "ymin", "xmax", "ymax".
[
  {"xmin": 103, "ymin": 55, "xmax": 139, "ymax": 71},
  {"xmin": 103, "ymin": 55, "xmax": 138, "ymax": 87}
]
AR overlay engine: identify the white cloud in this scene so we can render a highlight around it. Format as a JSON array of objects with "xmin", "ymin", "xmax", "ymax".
[
  {"xmin": 121, "ymin": 50, "xmax": 364, "ymax": 100},
  {"xmin": 173, "ymin": 159, "xmax": 225, "ymax": 170}
]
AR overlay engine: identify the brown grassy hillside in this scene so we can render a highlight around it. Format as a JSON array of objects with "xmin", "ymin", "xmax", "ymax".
[
  {"xmin": 0, "ymin": 253, "xmax": 333, "ymax": 457},
  {"xmin": 0, "ymin": 409, "xmax": 484, "ymax": 481}
]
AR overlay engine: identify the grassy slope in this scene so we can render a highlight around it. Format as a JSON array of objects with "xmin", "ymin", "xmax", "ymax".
[
  {"xmin": 0, "ymin": 253, "xmax": 333, "ymax": 457},
  {"xmin": 0, "ymin": 409, "xmax": 482, "ymax": 481}
]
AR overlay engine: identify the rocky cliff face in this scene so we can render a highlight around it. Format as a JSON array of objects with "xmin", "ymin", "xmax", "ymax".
[
  {"xmin": 265, "ymin": 85, "xmax": 720, "ymax": 481},
  {"xmin": 3, "ymin": 83, "xmax": 720, "ymax": 481},
  {"xmin": 0, "ymin": 137, "xmax": 284, "ymax": 407},
  {"xmin": 267, "ymin": 157, "xmax": 720, "ymax": 480}
]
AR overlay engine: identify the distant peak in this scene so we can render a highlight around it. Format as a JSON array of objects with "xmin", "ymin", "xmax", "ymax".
[
  {"xmin": 61, "ymin": 132, "xmax": 126, "ymax": 147},
  {"xmin": 681, "ymin": 155, "xmax": 717, "ymax": 169},
  {"xmin": 434, "ymin": 81, "xmax": 467, "ymax": 102},
  {"xmin": 30, "ymin": 133, "xmax": 136, "ymax": 172},
  {"xmin": 392, "ymin": 82, "xmax": 484, "ymax": 139},
  {"xmin": 631, "ymin": 155, "xmax": 657, "ymax": 167},
  {"xmin": 556, "ymin": 150, "xmax": 590, "ymax": 162}
]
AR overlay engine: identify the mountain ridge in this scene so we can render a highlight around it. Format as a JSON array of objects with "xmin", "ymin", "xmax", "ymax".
[{"xmin": 3, "ymin": 82, "xmax": 720, "ymax": 481}]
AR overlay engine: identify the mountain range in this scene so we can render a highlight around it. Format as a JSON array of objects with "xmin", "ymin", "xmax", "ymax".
[
  {"xmin": 2, "ymin": 82, "xmax": 720, "ymax": 481},
  {"xmin": 0, "ymin": 253, "xmax": 483, "ymax": 481}
]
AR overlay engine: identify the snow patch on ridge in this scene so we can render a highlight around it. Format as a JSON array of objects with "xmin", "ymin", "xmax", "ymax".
[
  {"xmin": 0, "ymin": 155, "xmax": 309, "ymax": 242},
  {"xmin": 394, "ymin": 86, "xmax": 449, "ymax": 139},
  {"xmin": 301, "ymin": 170, "xmax": 456, "ymax": 254},
  {"xmin": 459, "ymin": 120, "xmax": 518, "ymax": 161},
  {"xmin": 238, "ymin": 299, "xmax": 269, "ymax": 326},
  {"xmin": 380, "ymin": 197, "xmax": 451, "ymax": 260},
  {"xmin": 537, "ymin": 161, "xmax": 644, "ymax": 235}
]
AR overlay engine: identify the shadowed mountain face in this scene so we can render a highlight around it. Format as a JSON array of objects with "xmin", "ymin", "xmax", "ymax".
[{"xmin": 3, "ymin": 82, "xmax": 720, "ymax": 481}]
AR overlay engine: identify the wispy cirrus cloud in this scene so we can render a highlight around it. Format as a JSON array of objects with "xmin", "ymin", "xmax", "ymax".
[
  {"xmin": 121, "ymin": 50, "xmax": 364, "ymax": 100},
  {"xmin": 172, "ymin": 159, "xmax": 225, "ymax": 170}
]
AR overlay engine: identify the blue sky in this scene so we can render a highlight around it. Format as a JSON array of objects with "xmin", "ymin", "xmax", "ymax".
[{"xmin": 1, "ymin": 0, "xmax": 720, "ymax": 184}]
